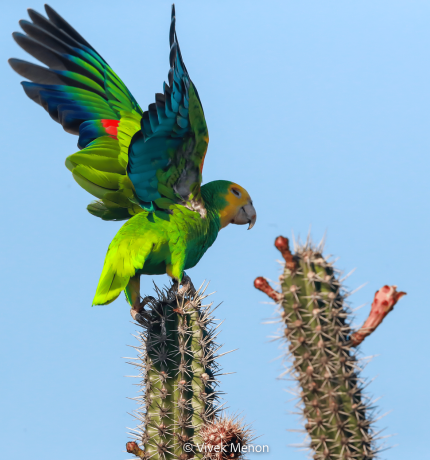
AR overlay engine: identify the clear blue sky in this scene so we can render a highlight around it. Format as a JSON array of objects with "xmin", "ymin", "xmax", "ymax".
[{"xmin": 1, "ymin": 1, "xmax": 429, "ymax": 459}]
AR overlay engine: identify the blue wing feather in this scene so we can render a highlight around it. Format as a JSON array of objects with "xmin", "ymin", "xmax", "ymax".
[{"xmin": 126, "ymin": 5, "xmax": 196, "ymax": 206}]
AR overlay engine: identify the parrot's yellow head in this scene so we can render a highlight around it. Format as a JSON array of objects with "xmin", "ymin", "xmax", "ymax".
[{"xmin": 201, "ymin": 180, "xmax": 257, "ymax": 230}]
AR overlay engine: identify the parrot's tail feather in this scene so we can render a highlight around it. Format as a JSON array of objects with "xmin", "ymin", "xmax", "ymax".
[{"xmin": 92, "ymin": 266, "xmax": 130, "ymax": 306}]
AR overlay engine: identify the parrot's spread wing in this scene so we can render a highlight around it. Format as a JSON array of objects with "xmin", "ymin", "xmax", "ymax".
[
  {"xmin": 10, "ymin": 4, "xmax": 209, "ymax": 220},
  {"xmin": 127, "ymin": 5, "xmax": 209, "ymax": 216},
  {"xmin": 9, "ymin": 5, "xmax": 143, "ymax": 221}
]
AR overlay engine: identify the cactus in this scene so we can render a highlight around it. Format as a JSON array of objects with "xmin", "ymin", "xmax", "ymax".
[
  {"xmin": 255, "ymin": 236, "xmax": 405, "ymax": 460},
  {"xmin": 126, "ymin": 282, "xmax": 249, "ymax": 460},
  {"xmin": 200, "ymin": 416, "xmax": 252, "ymax": 460}
]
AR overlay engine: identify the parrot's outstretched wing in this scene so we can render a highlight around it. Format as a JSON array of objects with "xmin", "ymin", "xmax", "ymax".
[
  {"xmin": 10, "ymin": 4, "xmax": 209, "ymax": 220},
  {"xmin": 9, "ymin": 4, "xmax": 144, "ymax": 220},
  {"xmin": 127, "ymin": 5, "xmax": 209, "ymax": 216}
]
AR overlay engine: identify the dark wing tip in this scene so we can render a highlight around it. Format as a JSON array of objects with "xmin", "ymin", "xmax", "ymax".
[
  {"xmin": 169, "ymin": 14, "xmax": 176, "ymax": 47},
  {"xmin": 8, "ymin": 57, "xmax": 21, "ymax": 69},
  {"xmin": 44, "ymin": 4, "xmax": 65, "ymax": 27},
  {"xmin": 27, "ymin": 8, "xmax": 44, "ymax": 21},
  {"xmin": 43, "ymin": 3, "xmax": 96, "ymax": 52},
  {"xmin": 19, "ymin": 19, "xmax": 31, "ymax": 29},
  {"xmin": 44, "ymin": 4, "xmax": 55, "ymax": 16},
  {"xmin": 8, "ymin": 58, "xmax": 31, "ymax": 80},
  {"xmin": 167, "ymin": 3, "xmax": 189, "ymax": 79},
  {"xmin": 27, "ymin": 7, "xmax": 38, "ymax": 15}
]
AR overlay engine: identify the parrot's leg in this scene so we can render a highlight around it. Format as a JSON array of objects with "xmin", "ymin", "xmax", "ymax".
[
  {"xmin": 125, "ymin": 275, "xmax": 155, "ymax": 320},
  {"xmin": 125, "ymin": 275, "xmax": 141, "ymax": 310},
  {"xmin": 167, "ymin": 264, "xmax": 195, "ymax": 296},
  {"xmin": 130, "ymin": 296, "xmax": 155, "ymax": 321}
]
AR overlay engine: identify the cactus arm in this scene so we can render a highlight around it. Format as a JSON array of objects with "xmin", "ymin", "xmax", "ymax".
[{"xmin": 351, "ymin": 285, "xmax": 406, "ymax": 346}]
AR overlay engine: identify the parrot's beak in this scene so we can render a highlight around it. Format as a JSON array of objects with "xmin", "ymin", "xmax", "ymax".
[
  {"xmin": 246, "ymin": 202, "xmax": 257, "ymax": 230},
  {"xmin": 233, "ymin": 202, "xmax": 257, "ymax": 230}
]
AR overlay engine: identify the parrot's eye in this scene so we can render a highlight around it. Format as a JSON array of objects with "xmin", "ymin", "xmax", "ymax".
[{"xmin": 231, "ymin": 188, "xmax": 242, "ymax": 198}]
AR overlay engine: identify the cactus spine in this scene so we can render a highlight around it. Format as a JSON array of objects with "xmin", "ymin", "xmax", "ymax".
[
  {"xmin": 255, "ymin": 237, "xmax": 379, "ymax": 460},
  {"xmin": 127, "ymin": 284, "xmax": 223, "ymax": 460}
]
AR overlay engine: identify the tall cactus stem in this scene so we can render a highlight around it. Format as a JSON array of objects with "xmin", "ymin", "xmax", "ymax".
[
  {"xmin": 126, "ymin": 282, "xmax": 226, "ymax": 460},
  {"xmin": 255, "ymin": 236, "xmax": 404, "ymax": 460}
]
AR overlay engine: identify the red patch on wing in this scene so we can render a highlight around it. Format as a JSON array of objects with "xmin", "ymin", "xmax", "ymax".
[{"xmin": 101, "ymin": 119, "xmax": 119, "ymax": 137}]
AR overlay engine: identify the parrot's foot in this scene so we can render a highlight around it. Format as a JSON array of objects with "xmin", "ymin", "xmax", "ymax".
[
  {"xmin": 177, "ymin": 274, "xmax": 196, "ymax": 297},
  {"xmin": 130, "ymin": 296, "xmax": 155, "ymax": 322}
]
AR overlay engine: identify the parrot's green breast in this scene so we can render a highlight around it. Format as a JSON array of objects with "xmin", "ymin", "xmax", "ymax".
[
  {"xmin": 135, "ymin": 207, "xmax": 218, "ymax": 275},
  {"xmin": 92, "ymin": 202, "xmax": 221, "ymax": 305}
]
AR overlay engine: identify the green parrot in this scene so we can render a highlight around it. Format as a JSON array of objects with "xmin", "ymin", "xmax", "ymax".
[{"xmin": 9, "ymin": 4, "xmax": 257, "ymax": 315}]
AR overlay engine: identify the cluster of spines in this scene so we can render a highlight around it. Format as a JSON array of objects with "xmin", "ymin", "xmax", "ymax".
[
  {"xmin": 255, "ymin": 237, "xmax": 380, "ymax": 460},
  {"xmin": 200, "ymin": 415, "xmax": 252, "ymax": 460},
  {"xmin": 126, "ymin": 283, "xmax": 225, "ymax": 460}
]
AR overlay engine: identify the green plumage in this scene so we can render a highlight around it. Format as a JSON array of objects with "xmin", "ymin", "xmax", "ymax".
[
  {"xmin": 93, "ymin": 182, "xmax": 224, "ymax": 306},
  {"xmin": 10, "ymin": 5, "xmax": 257, "ymax": 308}
]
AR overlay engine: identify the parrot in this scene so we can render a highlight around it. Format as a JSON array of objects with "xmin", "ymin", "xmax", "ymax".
[{"xmin": 9, "ymin": 4, "xmax": 257, "ymax": 317}]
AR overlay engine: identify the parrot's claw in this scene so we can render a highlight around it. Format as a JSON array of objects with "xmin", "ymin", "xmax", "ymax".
[
  {"xmin": 176, "ymin": 274, "xmax": 196, "ymax": 298},
  {"xmin": 130, "ymin": 296, "xmax": 155, "ymax": 323}
]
